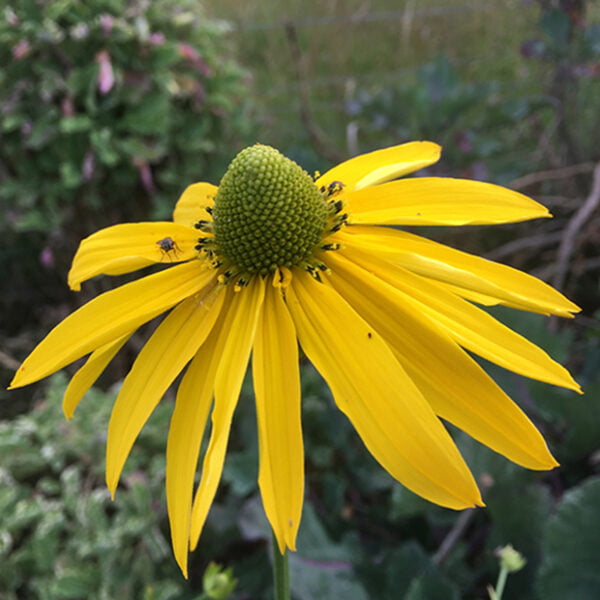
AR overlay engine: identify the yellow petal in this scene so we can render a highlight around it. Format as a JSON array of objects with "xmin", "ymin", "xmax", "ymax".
[
  {"xmin": 62, "ymin": 333, "xmax": 131, "ymax": 419},
  {"xmin": 437, "ymin": 282, "xmax": 508, "ymax": 306},
  {"xmin": 253, "ymin": 283, "xmax": 303, "ymax": 553},
  {"xmin": 173, "ymin": 182, "xmax": 217, "ymax": 226},
  {"xmin": 106, "ymin": 285, "xmax": 225, "ymax": 495},
  {"xmin": 345, "ymin": 178, "xmax": 551, "ymax": 225},
  {"xmin": 326, "ymin": 252, "xmax": 558, "ymax": 470},
  {"xmin": 189, "ymin": 276, "xmax": 265, "ymax": 549},
  {"xmin": 340, "ymin": 245, "xmax": 581, "ymax": 392},
  {"xmin": 338, "ymin": 227, "xmax": 580, "ymax": 317},
  {"xmin": 68, "ymin": 222, "xmax": 201, "ymax": 291},
  {"xmin": 166, "ymin": 290, "xmax": 233, "ymax": 578},
  {"xmin": 10, "ymin": 260, "xmax": 215, "ymax": 389},
  {"xmin": 286, "ymin": 269, "xmax": 482, "ymax": 510},
  {"xmin": 316, "ymin": 141, "xmax": 441, "ymax": 191}
]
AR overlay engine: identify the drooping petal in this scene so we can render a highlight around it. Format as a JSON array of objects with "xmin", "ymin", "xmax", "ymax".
[
  {"xmin": 166, "ymin": 290, "xmax": 233, "ymax": 578},
  {"xmin": 10, "ymin": 260, "xmax": 215, "ymax": 389},
  {"xmin": 326, "ymin": 252, "xmax": 558, "ymax": 470},
  {"xmin": 106, "ymin": 284, "xmax": 225, "ymax": 496},
  {"xmin": 339, "ymin": 245, "xmax": 581, "ymax": 392},
  {"xmin": 286, "ymin": 269, "xmax": 482, "ymax": 510},
  {"xmin": 345, "ymin": 178, "xmax": 551, "ymax": 226},
  {"xmin": 189, "ymin": 276, "xmax": 266, "ymax": 549},
  {"xmin": 253, "ymin": 282, "xmax": 303, "ymax": 553},
  {"xmin": 68, "ymin": 222, "xmax": 200, "ymax": 291},
  {"xmin": 338, "ymin": 227, "xmax": 580, "ymax": 317},
  {"xmin": 63, "ymin": 333, "xmax": 131, "ymax": 419},
  {"xmin": 316, "ymin": 141, "xmax": 441, "ymax": 191},
  {"xmin": 173, "ymin": 182, "xmax": 217, "ymax": 226}
]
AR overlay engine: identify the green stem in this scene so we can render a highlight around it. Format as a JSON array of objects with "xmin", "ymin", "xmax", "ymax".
[
  {"xmin": 272, "ymin": 532, "xmax": 290, "ymax": 600},
  {"xmin": 488, "ymin": 565, "xmax": 509, "ymax": 600},
  {"xmin": 494, "ymin": 566, "xmax": 509, "ymax": 600}
]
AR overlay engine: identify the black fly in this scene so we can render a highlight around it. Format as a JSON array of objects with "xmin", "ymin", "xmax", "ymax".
[{"xmin": 156, "ymin": 237, "xmax": 181, "ymax": 261}]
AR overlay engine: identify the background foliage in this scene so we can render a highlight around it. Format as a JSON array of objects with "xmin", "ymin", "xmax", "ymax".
[
  {"xmin": 0, "ymin": 0, "xmax": 250, "ymax": 337},
  {"xmin": 1, "ymin": 0, "xmax": 600, "ymax": 598}
]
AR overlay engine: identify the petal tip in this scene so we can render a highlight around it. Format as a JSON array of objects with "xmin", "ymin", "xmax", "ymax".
[
  {"xmin": 176, "ymin": 556, "xmax": 189, "ymax": 580},
  {"xmin": 8, "ymin": 368, "xmax": 26, "ymax": 390}
]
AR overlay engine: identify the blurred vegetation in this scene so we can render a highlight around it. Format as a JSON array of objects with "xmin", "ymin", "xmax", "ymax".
[
  {"xmin": 0, "ymin": 0, "xmax": 251, "ymax": 338},
  {"xmin": 2, "ymin": 0, "xmax": 600, "ymax": 599}
]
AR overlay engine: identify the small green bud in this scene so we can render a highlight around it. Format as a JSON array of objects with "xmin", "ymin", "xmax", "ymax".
[
  {"xmin": 497, "ymin": 544, "xmax": 526, "ymax": 573},
  {"xmin": 203, "ymin": 562, "xmax": 237, "ymax": 600}
]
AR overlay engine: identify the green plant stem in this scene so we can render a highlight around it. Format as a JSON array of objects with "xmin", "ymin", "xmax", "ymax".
[
  {"xmin": 272, "ymin": 532, "xmax": 290, "ymax": 600},
  {"xmin": 489, "ymin": 565, "xmax": 509, "ymax": 600}
]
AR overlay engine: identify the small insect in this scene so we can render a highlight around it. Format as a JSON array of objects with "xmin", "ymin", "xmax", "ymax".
[
  {"xmin": 156, "ymin": 236, "xmax": 181, "ymax": 261},
  {"xmin": 328, "ymin": 180, "xmax": 345, "ymax": 194}
]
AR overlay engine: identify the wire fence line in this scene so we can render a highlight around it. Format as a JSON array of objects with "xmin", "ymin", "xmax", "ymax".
[
  {"xmin": 216, "ymin": 1, "xmax": 533, "ymax": 96},
  {"xmin": 211, "ymin": 1, "xmax": 543, "ymax": 151},
  {"xmin": 221, "ymin": 2, "xmax": 497, "ymax": 32}
]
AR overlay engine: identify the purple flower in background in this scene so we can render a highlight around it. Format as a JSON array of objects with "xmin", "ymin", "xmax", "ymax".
[
  {"xmin": 178, "ymin": 43, "xmax": 211, "ymax": 77},
  {"xmin": 40, "ymin": 246, "xmax": 55, "ymax": 269},
  {"xmin": 61, "ymin": 97, "xmax": 74, "ymax": 117},
  {"xmin": 96, "ymin": 50, "xmax": 115, "ymax": 95},
  {"xmin": 149, "ymin": 32, "xmax": 165, "ymax": 45},
  {"xmin": 133, "ymin": 158, "xmax": 155, "ymax": 194},
  {"xmin": 82, "ymin": 151, "xmax": 95, "ymax": 182},
  {"xmin": 12, "ymin": 40, "xmax": 31, "ymax": 60},
  {"xmin": 100, "ymin": 14, "xmax": 114, "ymax": 36}
]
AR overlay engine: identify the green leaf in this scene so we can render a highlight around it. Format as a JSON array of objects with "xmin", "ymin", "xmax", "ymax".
[
  {"xmin": 59, "ymin": 116, "xmax": 93, "ymax": 133},
  {"xmin": 405, "ymin": 571, "xmax": 460, "ymax": 600},
  {"xmin": 91, "ymin": 129, "xmax": 120, "ymax": 166},
  {"xmin": 537, "ymin": 477, "xmax": 600, "ymax": 599},
  {"xmin": 378, "ymin": 542, "xmax": 430, "ymax": 599},
  {"xmin": 389, "ymin": 481, "xmax": 436, "ymax": 519},
  {"xmin": 223, "ymin": 451, "xmax": 258, "ymax": 497},
  {"xmin": 50, "ymin": 566, "xmax": 99, "ymax": 598},
  {"xmin": 60, "ymin": 161, "xmax": 82, "ymax": 188},
  {"xmin": 536, "ymin": 381, "xmax": 600, "ymax": 462},
  {"xmin": 120, "ymin": 92, "xmax": 170, "ymax": 135},
  {"xmin": 540, "ymin": 9, "xmax": 571, "ymax": 47}
]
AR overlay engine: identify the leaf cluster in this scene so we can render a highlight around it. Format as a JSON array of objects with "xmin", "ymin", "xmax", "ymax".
[{"xmin": 0, "ymin": 0, "xmax": 252, "ymax": 335}]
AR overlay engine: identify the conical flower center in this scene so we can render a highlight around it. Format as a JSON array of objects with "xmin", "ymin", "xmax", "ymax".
[{"xmin": 211, "ymin": 145, "xmax": 330, "ymax": 276}]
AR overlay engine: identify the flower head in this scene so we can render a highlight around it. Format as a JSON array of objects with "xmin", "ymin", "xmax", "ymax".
[{"xmin": 10, "ymin": 141, "xmax": 581, "ymax": 577}]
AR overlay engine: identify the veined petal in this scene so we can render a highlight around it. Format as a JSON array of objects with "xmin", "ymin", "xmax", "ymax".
[
  {"xmin": 166, "ymin": 290, "xmax": 233, "ymax": 578},
  {"xmin": 345, "ymin": 178, "xmax": 551, "ymax": 225},
  {"xmin": 189, "ymin": 276, "xmax": 265, "ymax": 549},
  {"xmin": 286, "ymin": 269, "xmax": 482, "ymax": 510},
  {"xmin": 68, "ymin": 223, "xmax": 200, "ymax": 291},
  {"xmin": 316, "ymin": 141, "xmax": 441, "ymax": 191},
  {"xmin": 10, "ymin": 260, "xmax": 215, "ymax": 389},
  {"xmin": 106, "ymin": 284, "xmax": 225, "ymax": 496},
  {"xmin": 338, "ymin": 227, "xmax": 580, "ymax": 317},
  {"xmin": 339, "ymin": 245, "xmax": 581, "ymax": 392},
  {"xmin": 173, "ymin": 182, "xmax": 217, "ymax": 226},
  {"xmin": 326, "ymin": 252, "xmax": 558, "ymax": 470},
  {"xmin": 63, "ymin": 333, "xmax": 131, "ymax": 419},
  {"xmin": 253, "ymin": 282, "xmax": 303, "ymax": 553}
]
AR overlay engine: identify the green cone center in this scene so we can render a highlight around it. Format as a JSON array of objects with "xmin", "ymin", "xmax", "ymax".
[{"xmin": 212, "ymin": 144, "xmax": 329, "ymax": 275}]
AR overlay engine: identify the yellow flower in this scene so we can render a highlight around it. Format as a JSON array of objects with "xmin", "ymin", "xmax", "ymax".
[{"xmin": 10, "ymin": 142, "xmax": 581, "ymax": 577}]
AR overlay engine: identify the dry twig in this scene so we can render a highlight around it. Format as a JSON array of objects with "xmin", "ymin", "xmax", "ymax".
[
  {"xmin": 432, "ymin": 508, "xmax": 476, "ymax": 566},
  {"xmin": 552, "ymin": 162, "xmax": 600, "ymax": 292},
  {"xmin": 510, "ymin": 162, "xmax": 596, "ymax": 190},
  {"xmin": 0, "ymin": 349, "xmax": 20, "ymax": 371},
  {"xmin": 485, "ymin": 231, "xmax": 564, "ymax": 261}
]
